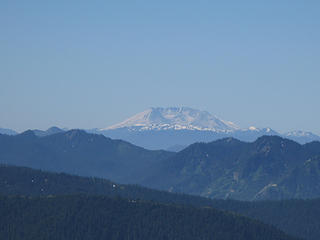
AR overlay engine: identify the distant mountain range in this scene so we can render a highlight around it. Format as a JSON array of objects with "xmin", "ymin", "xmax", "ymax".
[
  {"xmin": 1, "ymin": 129, "xmax": 320, "ymax": 201},
  {"xmin": 31, "ymin": 126, "xmax": 65, "ymax": 137},
  {"xmin": 2, "ymin": 107, "xmax": 320, "ymax": 150},
  {"xmin": 1, "ymin": 110, "xmax": 320, "ymax": 239},
  {"xmin": 0, "ymin": 126, "xmax": 65, "ymax": 137},
  {"xmin": 90, "ymin": 107, "xmax": 320, "ymax": 150},
  {"xmin": 0, "ymin": 127, "xmax": 17, "ymax": 135}
]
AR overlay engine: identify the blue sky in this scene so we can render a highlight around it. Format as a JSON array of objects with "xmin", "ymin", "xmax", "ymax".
[{"xmin": 1, "ymin": 1, "xmax": 320, "ymax": 134}]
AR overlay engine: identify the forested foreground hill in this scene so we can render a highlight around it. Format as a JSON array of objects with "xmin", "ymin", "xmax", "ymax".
[
  {"xmin": 210, "ymin": 199, "xmax": 320, "ymax": 240},
  {"xmin": 0, "ymin": 164, "xmax": 213, "ymax": 205},
  {"xmin": 1, "ymin": 165, "xmax": 319, "ymax": 240},
  {"xmin": 0, "ymin": 195, "xmax": 300, "ymax": 240}
]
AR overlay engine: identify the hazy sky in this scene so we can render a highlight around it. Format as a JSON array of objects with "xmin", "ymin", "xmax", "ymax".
[{"xmin": 1, "ymin": 1, "xmax": 320, "ymax": 134}]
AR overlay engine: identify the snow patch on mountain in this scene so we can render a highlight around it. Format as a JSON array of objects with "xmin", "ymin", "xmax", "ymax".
[
  {"xmin": 249, "ymin": 126, "xmax": 259, "ymax": 131},
  {"xmin": 284, "ymin": 130, "xmax": 316, "ymax": 137}
]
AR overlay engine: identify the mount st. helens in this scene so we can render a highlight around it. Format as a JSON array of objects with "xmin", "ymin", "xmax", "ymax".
[
  {"xmin": 89, "ymin": 107, "xmax": 320, "ymax": 150},
  {"xmin": 103, "ymin": 107, "xmax": 240, "ymax": 132}
]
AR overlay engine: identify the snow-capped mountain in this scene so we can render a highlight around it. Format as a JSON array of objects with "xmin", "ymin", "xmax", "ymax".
[
  {"xmin": 103, "ymin": 107, "xmax": 239, "ymax": 132},
  {"xmin": 283, "ymin": 130, "xmax": 320, "ymax": 144},
  {"xmin": 89, "ymin": 107, "xmax": 320, "ymax": 150}
]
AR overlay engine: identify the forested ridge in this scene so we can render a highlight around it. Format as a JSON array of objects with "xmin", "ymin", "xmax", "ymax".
[
  {"xmin": 2, "ymin": 131, "xmax": 320, "ymax": 201},
  {"xmin": 0, "ymin": 195, "xmax": 300, "ymax": 240},
  {"xmin": 1, "ymin": 165, "xmax": 319, "ymax": 240},
  {"xmin": 146, "ymin": 136, "xmax": 320, "ymax": 200},
  {"xmin": 0, "ymin": 130, "xmax": 173, "ymax": 184}
]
